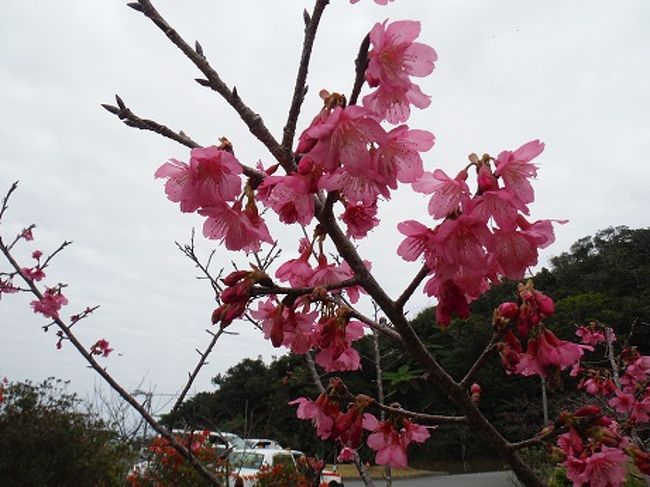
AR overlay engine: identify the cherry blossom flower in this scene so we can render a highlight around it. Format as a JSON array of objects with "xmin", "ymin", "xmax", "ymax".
[
  {"xmin": 340, "ymin": 201, "xmax": 380, "ymax": 239},
  {"xmin": 412, "ymin": 169, "xmax": 470, "ymax": 219},
  {"xmin": 575, "ymin": 325, "xmax": 607, "ymax": 346},
  {"xmin": 257, "ymin": 174, "xmax": 315, "ymax": 225},
  {"xmin": 314, "ymin": 318, "xmax": 364, "ymax": 372},
  {"xmin": 363, "ymin": 20, "xmax": 437, "ymax": 123},
  {"xmin": 20, "ymin": 266, "xmax": 45, "ymax": 282},
  {"xmin": 363, "ymin": 414, "xmax": 430, "ymax": 468},
  {"xmin": 200, "ymin": 201, "xmax": 273, "ymax": 252},
  {"xmin": 21, "ymin": 227, "xmax": 34, "ymax": 241},
  {"xmin": 90, "ymin": 338, "xmax": 114, "ymax": 358},
  {"xmin": 289, "ymin": 394, "xmax": 339, "ymax": 440},
  {"xmin": 494, "ymin": 139, "xmax": 544, "ymax": 206},
  {"xmin": 375, "ymin": 126, "xmax": 434, "ymax": 187},
  {"xmin": 155, "ymin": 146, "xmax": 242, "ymax": 213},
  {"xmin": 30, "ymin": 287, "xmax": 68, "ymax": 319},
  {"xmin": 515, "ymin": 328, "xmax": 586, "ymax": 378}
]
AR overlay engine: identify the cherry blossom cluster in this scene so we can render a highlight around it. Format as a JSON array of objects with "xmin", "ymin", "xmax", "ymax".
[
  {"xmin": 551, "ymin": 405, "xmax": 650, "ymax": 487},
  {"xmin": 495, "ymin": 281, "xmax": 588, "ymax": 378},
  {"xmin": 398, "ymin": 144, "xmax": 563, "ymax": 327},
  {"xmin": 1, "ymin": 226, "xmax": 109, "ymax": 356},
  {"xmin": 290, "ymin": 378, "xmax": 430, "ymax": 468}
]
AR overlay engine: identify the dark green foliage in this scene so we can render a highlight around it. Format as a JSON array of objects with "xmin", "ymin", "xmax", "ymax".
[{"xmin": 0, "ymin": 378, "xmax": 132, "ymax": 487}]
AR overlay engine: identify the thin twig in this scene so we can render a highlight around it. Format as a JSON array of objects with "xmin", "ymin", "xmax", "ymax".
[
  {"xmin": 395, "ymin": 264, "xmax": 429, "ymax": 309},
  {"xmin": 0, "ymin": 181, "xmax": 19, "ymax": 222},
  {"xmin": 349, "ymin": 33, "xmax": 370, "ymax": 106},
  {"xmin": 249, "ymin": 277, "xmax": 360, "ymax": 298},
  {"xmin": 281, "ymin": 0, "xmax": 330, "ymax": 157},
  {"xmin": 168, "ymin": 328, "xmax": 225, "ymax": 426},
  {"xmin": 460, "ymin": 326, "xmax": 509, "ymax": 388}
]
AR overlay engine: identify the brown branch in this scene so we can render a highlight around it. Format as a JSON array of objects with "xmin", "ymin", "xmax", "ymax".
[
  {"xmin": 304, "ymin": 351, "xmax": 325, "ymax": 394},
  {"xmin": 102, "ymin": 95, "xmax": 200, "ymax": 148},
  {"xmin": 375, "ymin": 402, "xmax": 467, "ymax": 425},
  {"xmin": 103, "ymin": 98, "xmax": 266, "ymax": 188},
  {"xmin": 349, "ymin": 33, "xmax": 370, "ymax": 106},
  {"xmin": 0, "ymin": 234, "xmax": 224, "ymax": 486},
  {"xmin": 130, "ymin": 0, "xmax": 291, "ymax": 171},
  {"xmin": 395, "ymin": 264, "xmax": 429, "ymax": 309},
  {"xmin": 508, "ymin": 425, "xmax": 567, "ymax": 452},
  {"xmin": 459, "ymin": 326, "xmax": 510, "ymax": 388},
  {"xmin": 249, "ymin": 277, "xmax": 360, "ymax": 298},
  {"xmin": 281, "ymin": 0, "xmax": 330, "ymax": 158},
  {"xmin": 0, "ymin": 181, "xmax": 19, "ymax": 222},
  {"xmin": 168, "ymin": 328, "xmax": 226, "ymax": 426}
]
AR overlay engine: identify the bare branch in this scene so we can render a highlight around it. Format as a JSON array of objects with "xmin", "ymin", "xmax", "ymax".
[
  {"xmin": 376, "ymin": 401, "xmax": 467, "ymax": 425},
  {"xmin": 102, "ymin": 95, "xmax": 200, "ymax": 149},
  {"xmin": 0, "ymin": 181, "xmax": 19, "ymax": 222},
  {"xmin": 168, "ymin": 328, "xmax": 225, "ymax": 426},
  {"xmin": 249, "ymin": 277, "xmax": 360, "ymax": 298},
  {"xmin": 304, "ymin": 351, "xmax": 325, "ymax": 394},
  {"xmin": 460, "ymin": 326, "xmax": 509, "ymax": 388},
  {"xmin": 395, "ymin": 264, "xmax": 429, "ymax": 309},
  {"xmin": 131, "ymin": 0, "xmax": 290, "ymax": 170},
  {"xmin": 349, "ymin": 33, "xmax": 370, "ymax": 106},
  {"xmin": 281, "ymin": 0, "xmax": 330, "ymax": 156}
]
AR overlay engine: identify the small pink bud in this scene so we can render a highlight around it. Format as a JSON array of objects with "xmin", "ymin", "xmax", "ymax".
[
  {"xmin": 497, "ymin": 302, "xmax": 519, "ymax": 319},
  {"xmin": 32, "ymin": 250, "xmax": 43, "ymax": 260}
]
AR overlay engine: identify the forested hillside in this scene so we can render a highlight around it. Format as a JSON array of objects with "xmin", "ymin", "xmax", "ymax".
[{"xmin": 164, "ymin": 226, "xmax": 650, "ymax": 468}]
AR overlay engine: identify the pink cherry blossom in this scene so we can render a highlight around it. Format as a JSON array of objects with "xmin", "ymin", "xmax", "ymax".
[
  {"xmin": 340, "ymin": 201, "xmax": 380, "ymax": 239},
  {"xmin": 30, "ymin": 287, "xmax": 68, "ymax": 319},
  {"xmin": 0, "ymin": 278, "xmax": 19, "ymax": 297},
  {"xmin": 396, "ymin": 220, "xmax": 436, "ymax": 264},
  {"xmin": 363, "ymin": 413, "xmax": 407, "ymax": 468},
  {"xmin": 363, "ymin": 20, "xmax": 437, "ymax": 123},
  {"xmin": 576, "ymin": 325, "xmax": 607, "ymax": 346},
  {"xmin": 257, "ymin": 174, "xmax": 315, "ymax": 225},
  {"xmin": 90, "ymin": 338, "xmax": 114, "ymax": 358},
  {"xmin": 21, "ymin": 266, "xmax": 45, "ymax": 282},
  {"xmin": 375, "ymin": 126, "xmax": 434, "ymax": 186},
  {"xmin": 413, "ymin": 169, "xmax": 470, "ymax": 219},
  {"xmin": 155, "ymin": 146, "xmax": 242, "ymax": 212},
  {"xmin": 289, "ymin": 397, "xmax": 335, "ymax": 440},
  {"xmin": 494, "ymin": 140, "xmax": 544, "ymax": 206},
  {"xmin": 577, "ymin": 446, "xmax": 627, "ymax": 487},
  {"xmin": 200, "ymin": 201, "xmax": 273, "ymax": 252},
  {"xmin": 515, "ymin": 328, "xmax": 586, "ymax": 377},
  {"xmin": 275, "ymin": 242, "xmax": 314, "ymax": 287},
  {"xmin": 21, "ymin": 227, "xmax": 34, "ymax": 241}
]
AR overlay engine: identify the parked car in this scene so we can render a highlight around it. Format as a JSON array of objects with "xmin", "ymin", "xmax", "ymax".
[
  {"xmin": 244, "ymin": 438, "xmax": 283, "ymax": 449},
  {"xmin": 228, "ymin": 448, "xmax": 343, "ymax": 487}
]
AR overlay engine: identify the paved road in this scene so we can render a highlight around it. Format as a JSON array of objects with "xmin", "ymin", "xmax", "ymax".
[{"xmin": 344, "ymin": 471, "xmax": 521, "ymax": 486}]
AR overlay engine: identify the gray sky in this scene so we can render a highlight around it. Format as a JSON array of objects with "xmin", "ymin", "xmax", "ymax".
[{"xmin": 1, "ymin": 1, "xmax": 649, "ymax": 410}]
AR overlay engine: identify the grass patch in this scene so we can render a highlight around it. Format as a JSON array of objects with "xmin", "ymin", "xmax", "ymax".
[{"xmin": 329, "ymin": 464, "xmax": 437, "ymax": 480}]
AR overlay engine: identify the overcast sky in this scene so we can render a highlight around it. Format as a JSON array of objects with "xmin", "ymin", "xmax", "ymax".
[{"xmin": 1, "ymin": 1, "xmax": 649, "ymax": 413}]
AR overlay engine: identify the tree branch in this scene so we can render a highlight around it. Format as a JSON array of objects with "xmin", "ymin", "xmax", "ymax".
[
  {"xmin": 103, "ymin": 97, "xmax": 265, "ymax": 187},
  {"xmin": 395, "ymin": 264, "xmax": 429, "ymax": 309},
  {"xmin": 281, "ymin": 0, "xmax": 330, "ymax": 157},
  {"xmin": 130, "ymin": 0, "xmax": 290, "ymax": 171},
  {"xmin": 168, "ymin": 328, "xmax": 225, "ymax": 427},
  {"xmin": 0, "ymin": 233, "xmax": 224, "ymax": 486},
  {"xmin": 349, "ymin": 33, "xmax": 370, "ymax": 106}
]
